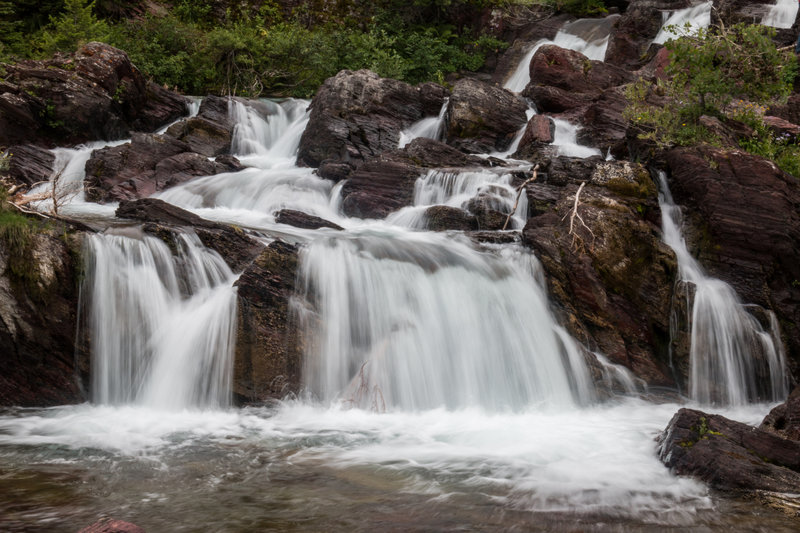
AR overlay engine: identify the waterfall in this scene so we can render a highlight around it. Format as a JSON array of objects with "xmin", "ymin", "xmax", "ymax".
[
  {"xmin": 297, "ymin": 231, "xmax": 595, "ymax": 411},
  {"xmin": 552, "ymin": 118, "xmax": 602, "ymax": 158},
  {"xmin": 83, "ymin": 229, "xmax": 238, "ymax": 410},
  {"xmin": 656, "ymin": 172, "xmax": 788, "ymax": 405},
  {"xmin": 503, "ymin": 15, "xmax": 618, "ymax": 92},
  {"xmin": 652, "ymin": 2, "xmax": 712, "ymax": 45},
  {"xmin": 763, "ymin": 0, "xmax": 799, "ymax": 28},
  {"xmin": 398, "ymin": 99, "xmax": 449, "ymax": 148},
  {"xmin": 229, "ymin": 98, "xmax": 310, "ymax": 165}
]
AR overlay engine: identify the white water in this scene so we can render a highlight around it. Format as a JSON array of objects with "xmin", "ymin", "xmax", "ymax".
[
  {"xmin": 657, "ymin": 173, "xmax": 788, "ymax": 405},
  {"xmin": 552, "ymin": 117, "xmax": 603, "ymax": 158},
  {"xmin": 653, "ymin": 2, "xmax": 712, "ymax": 45},
  {"xmin": 503, "ymin": 15, "xmax": 618, "ymax": 93},
  {"xmin": 84, "ymin": 229, "xmax": 237, "ymax": 409},
  {"xmin": 763, "ymin": 0, "xmax": 799, "ymax": 28},
  {"xmin": 398, "ymin": 99, "xmax": 449, "ymax": 148}
]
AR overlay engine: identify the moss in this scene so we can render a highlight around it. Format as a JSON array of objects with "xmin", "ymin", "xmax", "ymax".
[
  {"xmin": 0, "ymin": 208, "xmax": 43, "ymax": 295},
  {"xmin": 604, "ymin": 170, "xmax": 656, "ymax": 199}
]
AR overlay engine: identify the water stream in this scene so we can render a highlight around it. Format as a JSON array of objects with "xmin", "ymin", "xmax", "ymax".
[{"xmin": 0, "ymin": 28, "xmax": 795, "ymax": 531}]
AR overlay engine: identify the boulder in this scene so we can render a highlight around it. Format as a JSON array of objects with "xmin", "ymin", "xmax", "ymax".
[
  {"xmin": 658, "ymin": 408, "xmax": 800, "ymax": 493},
  {"xmin": 275, "ymin": 209, "xmax": 343, "ymax": 231},
  {"xmin": 603, "ymin": 3, "xmax": 665, "ymax": 69},
  {"xmin": 768, "ymin": 93, "xmax": 800, "ymax": 126},
  {"xmin": 0, "ymin": 224, "xmax": 85, "ymax": 407},
  {"xmin": 4, "ymin": 144, "xmax": 55, "ymax": 187},
  {"xmin": 116, "ymin": 199, "xmax": 264, "ymax": 272},
  {"xmin": 316, "ymin": 160, "xmax": 355, "ymax": 182},
  {"xmin": 444, "ymin": 77, "xmax": 528, "ymax": 153},
  {"xmin": 340, "ymin": 160, "xmax": 423, "ymax": 219},
  {"xmin": 577, "ymin": 88, "xmax": 629, "ymax": 158},
  {"xmin": 515, "ymin": 115, "xmax": 555, "ymax": 160},
  {"xmin": 666, "ymin": 147, "xmax": 800, "ymax": 372},
  {"xmin": 234, "ymin": 240, "xmax": 302, "ymax": 403},
  {"xmin": 297, "ymin": 70, "xmax": 435, "ymax": 167},
  {"xmin": 424, "ymin": 206, "xmax": 479, "ymax": 231},
  {"xmin": 164, "ymin": 96, "xmax": 234, "ymax": 157},
  {"xmin": 522, "ymin": 85, "xmax": 594, "ymax": 114},
  {"xmin": 526, "ymin": 45, "xmax": 633, "ymax": 98},
  {"xmin": 384, "ymin": 137, "xmax": 500, "ymax": 168},
  {"xmin": 466, "ymin": 195, "xmax": 512, "ymax": 230},
  {"xmin": 761, "ymin": 385, "xmax": 800, "ymax": 441},
  {"xmin": 522, "ymin": 164, "xmax": 677, "ymax": 386},
  {"xmin": 0, "ymin": 42, "xmax": 187, "ymax": 147}
]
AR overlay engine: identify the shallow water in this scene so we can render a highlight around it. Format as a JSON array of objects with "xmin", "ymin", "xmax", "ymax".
[{"xmin": 1, "ymin": 400, "xmax": 796, "ymax": 532}]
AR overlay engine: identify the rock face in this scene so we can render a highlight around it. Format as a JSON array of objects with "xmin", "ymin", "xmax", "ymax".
[
  {"xmin": 603, "ymin": 3, "xmax": 665, "ymax": 69},
  {"xmin": 85, "ymin": 133, "xmax": 240, "ymax": 202},
  {"xmin": 164, "ymin": 96, "xmax": 235, "ymax": 157},
  {"xmin": 522, "ymin": 160, "xmax": 678, "ymax": 385},
  {"xmin": 444, "ymin": 77, "xmax": 528, "ymax": 153},
  {"xmin": 4, "ymin": 144, "xmax": 55, "ymax": 187},
  {"xmin": 666, "ymin": 147, "xmax": 800, "ymax": 372},
  {"xmin": 0, "ymin": 42, "xmax": 187, "ymax": 147},
  {"xmin": 234, "ymin": 240, "xmax": 302, "ymax": 403},
  {"xmin": 298, "ymin": 70, "xmax": 444, "ymax": 167},
  {"xmin": 658, "ymin": 408, "xmax": 800, "ymax": 493},
  {"xmin": 761, "ymin": 385, "xmax": 800, "ymax": 441},
  {"xmin": 0, "ymin": 224, "xmax": 85, "ymax": 407},
  {"xmin": 340, "ymin": 160, "xmax": 423, "ymax": 219}
]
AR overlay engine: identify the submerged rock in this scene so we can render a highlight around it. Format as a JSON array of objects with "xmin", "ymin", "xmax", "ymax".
[
  {"xmin": 275, "ymin": 209, "xmax": 343, "ymax": 231},
  {"xmin": 658, "ymin": 408, "xmax": 800, "ymax": 493},
  {"xmin": 0, "ymin": 42, "xmax": 187, "ymax": 147},
  {"xmin": 234, "ymin": 240, "xmax": 302, "ymax": 404}
]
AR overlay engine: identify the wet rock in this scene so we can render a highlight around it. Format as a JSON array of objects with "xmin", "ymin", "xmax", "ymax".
[
  {"xmin": 164, "ymin": 96, "xmax": 234, "ymax": 157},
  {"xmin": 0, "ymin": 225, "xmax": 85, "ymax": 407},
  {"xmin": 79, "ymin": 519, "xmax": 146, "ymax": 533},
  {"xmin": 578, "ymin": 88, "xmax": 629, "ymax": 158},
  {"xmin": 385, "ymin": 137, "xmax": 498, "ymax": 168},
  {"xmin": 116, "ymin": 198, "xmax": 264, "ymax": 272},
  {"xmin": 444, "ymin": 77, "xmax": 528, "ymax": 153},
  {"xmin": 275, "ymin": 209, "xmax": 343, "ymax": 231},
  {"xmin": 761, "ymin": 385, "xmax": 800, "ymax": 441},
  {"xmin": 4, "ymin": 144, "xmax": 55, "ymax": 187},
  {"xmin": 153, "ymin": 152, "xmax": 238, "ymax": 191},
  {"xmin": 522, "ymin": 174, "xmax": 677, "ymax": 386},
  {"xmin": 466, "ymin": 195, "xmax": 512, "ymax": 231},
  {"xmin": 234, "ymin": 240, "xmax": 302, "ymax": 403},
  {"xmin": 316, "ymin": 160, "xmax": 355, "ymax": 182},
  {"xmin": 540, "ymin": 156, "xmax": 603, "ymax": 186},
  {"xmin": 514, "ymin": 115, "xmax": 555, "ymax": 160},
  {"xmin": 340, "ymin": 160, "xmax": 423, "ymax": 219},
  {"xmin": 526, "ymin": 44, "xmax": 633, "ymax": 98},
  {"xmin": 604, "ymin": 3, "xmax": 665, "ymax": 69},
  {"xmin": 666, "ymin": 147, "xmax": 800, "ymax": 372},
  {"xmin": 658, "ymin": 408, "xmax": 800, "ymax": 493},
  {"xmin": 0, "ymin": 42, "xmax": 187, "ymax": 147},
  {"xmin": 424, "ymin": 206, "xmax": 479, "ymax": 231},
  {"xmin": 297, "ymin": 70, "xmax": 432, "ymax": 167},
  {"xmin": 522, "ymin": 85, "xmax": 595, "ymax": 114},
  {"xmin": 417, "ymin": 81, "xmax": 450, "ymax": 116}
]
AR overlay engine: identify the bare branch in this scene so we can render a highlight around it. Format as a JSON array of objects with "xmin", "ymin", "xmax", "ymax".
[{"xmin": 502, "ymin": 164, "xmax": 539, "ymax": 231}]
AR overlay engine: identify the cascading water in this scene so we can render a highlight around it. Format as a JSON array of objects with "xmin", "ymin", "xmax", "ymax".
[
  {"xmin": 398, "ymin": 99, "xmax": 449, "ymax": 148},
  {"xmin": 298, "ymin": 232, "xmax": 593, "ymax": 411},
  {"xmin": 657, "ymin": 172, "xmax": 788, "ymax": 405},
  {"xmin": 652, "ymin": 2, "xmax": 712, "ymax": 45},
  {"xmin": 84, "ymin": 229, "xmax": 238, "ymax": 409},
  {"xmin": 763, "ymin": 0, "xmax": 799, "ymax": 28}
]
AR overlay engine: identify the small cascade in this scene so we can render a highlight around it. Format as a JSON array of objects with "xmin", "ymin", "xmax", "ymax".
[
  {"xmin": 763, "ymin": 0, "xmax": 799, "ymax": 28},
  {"xmin": 652, "ymin": 2, "xmax": 712, "ymax": 45},
  {"xmin": 398, "ymin": 99, "xmax": 449, "ymax": 148},
  {"xmin": 503, "ymin": 15, "xmax": 618, "ymax": 92},
  {"xmin": 229, "ymin": 98, "xmax": 309, "ymax": 165},
  {"xmin": 156, "ymin": 96, "xmax": 202, "ymax": 134},
  {"xmin": 657, "ymin": 173, "xmax": 788, "ymax": 405},
  {"xmin": 84, "ymin": 229, "xmax": 238, "ymax": 410},
  {"xmin": 297, "ymin": 231, "xmax": 595, "ymax": 411},
  {"xmin": 552, "ymin": 118, "xmax": 602, "ymax": 158}
]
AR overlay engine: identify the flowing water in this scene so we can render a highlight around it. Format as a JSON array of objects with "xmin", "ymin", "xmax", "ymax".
[
  {"xmin": 763, "ymin": 0, "xmax": 799, "ymax": 29},
  {"xmin": 652, "ymin": 2, "xmax": 712, "ymax": 45},
  {"xmin": 657, "ymin": 173, "xmax": 788, "ymax": 405},
  {"xmin": 398, "ymin": 99, "xmax": 449, "ymax": 148},
  {"xmin": 0, "ymin": 49, "xmax": 795, "ymax": 531}
]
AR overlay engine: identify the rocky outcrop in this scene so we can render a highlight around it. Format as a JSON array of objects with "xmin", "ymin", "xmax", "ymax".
[
  {"xmin": 666, "ymin": 147, "xmax": 800, "ymax": 373},
  {"xmin": 0, "ymin": 224, "xmax": 85, "ymax": 407},
  {"xmin": 297, "ymin": 70, "xmax": 444, "ymax": 167},
  {"xmin": 340, "ymin": 160, "xmax": 423, "ymax": 219},
  {"xmin": 115, "ymin": 199, "xmax": 264, "ymax": 272},
  {"xmin": 444, "ymin": 77, "xmax": 528, "ymax": 153},
  {"xmin": 0, "ymin": 42, "xmax": 187, "ymax": 147},
  {"xmin": 658, "ymin": 408, "xmax": 800, "ymax": 493},
  {"xmin": 85, "ymin": 133, "xmax": 241, "ymax": 203},
  {"xmin": 604, "ymin": 2, "xmax": 666, "ymax": 69},
  {"xmin": 522, "ymin": 161, "xmax": 677, "ymax": 386},
  {"xmin": 4, "ymin": 144, "xmax": 55, "ymax": 187},
  {"xmin": 275, "ymin": 209, "xmax": 343, "ymax": 230},
  {"xmin": 233, "ymin": 240, "xmax": 302, "ymax": 403},
  {"xmin": 164, "ymin": 96, "xmax": 234, "ymax": 157},
  {"xmin": 514, "ymin": 115, "xmax": 555, "ymax": 160}
]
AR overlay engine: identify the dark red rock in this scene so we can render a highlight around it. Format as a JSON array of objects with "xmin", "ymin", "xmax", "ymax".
[
  {"xmin": 666, "ymin": 147, "xmax": 800, "ymax": 371},
  {"xmin": 275, "ymin": 209, "xmax": 343, "ymax": 231},
  {"xmin": 444, "ymin": 77, "xmax": 528, "ymax": 153},
  {"xmin": 234, "ymin": 240, "xmax": 301, "ymax": 403},
  {"xmin": 522, "ymin": 85, "xmax": 594, "ymax": 114},
  {"xmin": 519, "ymin": 115, "xmax": 555, "ymax": 147},
  {"xmin": 79, "ymin": 519, "xmax": 145, "ymax": 533},
  {"xmin": 577, "ymin": 88, "xmax": 629, "ymax": 158},
  {"xmin": 387, "ymin": 137, "xmax": 499, "ymax": 168},
  {"xmin": 164, "ymin": 96, "xmax": 234, "ymax": 157},
  {"xmin": 417, "ymin": 81, "xmax": 450, "ymax": 116},
  {"xmin": 425, "ymin": 205, "xmax": 479, "ymax": 231},
  {"xmin": 768, "ymin": 93, "xmax": 800, "ymax": 126},
  {"xmin": 763, "ymin": 115, "xmax": 800, "ymax": 142},
  {"xmin": 527, "ymin": 45, "xmax": 633, "ymax": 97},
  {"xmin": 340, "ymin": 160, "xmax": 423, "ymax": 219},
  {"xmin": 761, "ymin": 385, "xmax": 800, "ymax": 441},
  {"xmin": 316, "ymin": 160, "xmax": 355, "ymax": 182},
  {"xmin": 4, "ymin": 144, "xmax": 55, "ymax": 187},
  {"xmin": 297, "ymin": 70, "xmax": 430, "ymax": 167},
  {"xmin": 658, "ymin": 408, "xmax": 800, "ymax": 492},
  {"xmin": 153, "ymin": 152, "xmax": 234, "ymax": 190},
  {"xmin": 604, "ymin": 4, "xmax": 665, "ymax": 69},
  {"xmin": 0, "ymin": 42, "xmax": 187, "ymax": 147}
]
